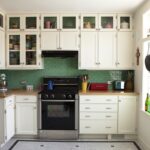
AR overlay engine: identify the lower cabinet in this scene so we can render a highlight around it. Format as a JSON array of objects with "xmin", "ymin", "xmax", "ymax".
[
  {"xmin": 80, "ymin": 95, "xmax": 118, "ymax": 134},
  {"xmin": 15, "ymin": 95, "xmax": 37, "ymax": 135},
  {"xmin": 79, "ymin": 94, "xmax": 137, "ymax": 135},
  {"xmin": 0, "ymin": 95, "xmax": 15, "ymax": 147},
  {"xmin": 118, "ymin": 96, "xmax": 137, "ymax": 134}
]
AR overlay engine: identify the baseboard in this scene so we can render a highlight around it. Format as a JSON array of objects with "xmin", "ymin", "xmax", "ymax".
[{"xmin": 137, "ymin": 137, "xmax": 150, "ymax": 150}]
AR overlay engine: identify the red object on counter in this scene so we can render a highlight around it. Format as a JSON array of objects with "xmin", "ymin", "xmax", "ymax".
[{"xmin": 89, "ymin": 83, "xmax": 108, "ymax": 91}]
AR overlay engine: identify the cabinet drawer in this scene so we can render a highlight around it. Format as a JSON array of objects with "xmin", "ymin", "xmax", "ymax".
[
  {"xmin": 80, "ymin": 112, "xmax": 117, "ymax": 120},
  {"xmin": 80, "ymin": 95, "xmax": 117, "ymax": 104},
  {"xmin": 80, "ymin": 120, "xmax": 117, "ymax": 134},
  {"xmin": 16, "ymin": 95, "xmax": 37, "ymax": 103},
  {"xmin": 80, "ymin": 104, "xmax": 117, "ymax": 112}
]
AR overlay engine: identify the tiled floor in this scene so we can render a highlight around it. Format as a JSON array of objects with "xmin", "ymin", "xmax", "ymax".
[{"xmin": 4, "ymin": 140, "xmax": 140, "ymax": 150}]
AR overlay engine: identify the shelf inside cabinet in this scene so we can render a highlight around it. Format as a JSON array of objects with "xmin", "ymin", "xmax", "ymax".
[
  {"xmin": 9, "ymin": 51, "xmax": 20, "ymax": 65},
  {"xmin": 63, "ymin": 17, "xmax": 76, "ymax": 29},
  {"xmin": 26, "ymin": 51, "xmax": 36, "ymax": 65},
  {"xmin": 9, "ymin": 17, "xmax": 20, "ymax": 29}
]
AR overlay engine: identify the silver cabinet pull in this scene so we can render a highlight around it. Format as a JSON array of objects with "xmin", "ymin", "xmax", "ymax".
[
  {"xmin": 85, "ymin": 99, "xmax": 91, "ymax": 101},
  {"xmin": 105, "ymin": 115, "xmax": 112, "ymax": 118},
  {"xmin": 105, "ymin": 126, "xmax": 112, "ymax": 129},
  {"xmin": 85, "ymin": 126, "xmax": 91, "ymax": 129},
  {"xmin": 106, "ymin": 99, "xmax": 111, "ymax": 102},
  {"xmin": 24, "ymin": 98, "xmax": 29, "ymax": 100},
  {"xmin": 106, "ymin": 107, "xmax": 112, "ymax": 110},
  {"xmin": 85, "ymin": 107, "xmax": 90, "ymax": 110},
  {"xmin": 85, "ymin": 115, "xmax": 91, "ymax": 118}
]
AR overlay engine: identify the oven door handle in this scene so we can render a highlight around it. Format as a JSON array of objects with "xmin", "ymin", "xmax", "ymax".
[{"xmin": 41, "ymin": 100, "xmax": 76, "ymax": 102}]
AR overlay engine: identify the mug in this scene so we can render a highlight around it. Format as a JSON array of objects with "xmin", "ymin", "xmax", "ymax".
[{"xmin": 48, "ymin": 80, "xmax": 53, "ymax": 90}]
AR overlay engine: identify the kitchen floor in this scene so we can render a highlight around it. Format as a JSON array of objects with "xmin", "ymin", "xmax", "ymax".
[{"xmin": 1, "ymin": 139, "xmax": 141, "ymax": 150}]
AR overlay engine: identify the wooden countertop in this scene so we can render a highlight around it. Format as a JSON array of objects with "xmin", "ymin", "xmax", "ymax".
[
  {"xmin": 79, "ymin": 90, "xmax": 138, "ymax": 96},
  {"xmin": 0, "ymin": 89, "xmax": 38, "ymax": 99}
]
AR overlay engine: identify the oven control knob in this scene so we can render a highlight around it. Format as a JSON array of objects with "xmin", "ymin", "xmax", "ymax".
[
  {"xmin": 67, "ymin": 94, "xmax": 73, "ymax": 99},
  {"xmin": 44, "ymin": 94, "xmax": 49, "ymax": 99},
  {"xmin": 62, "ymin": 94, "xmax": 66, "ymax": 99},
  {"xmin": 49, "ymin": 94, "xmax": 55, "ymax": 99}
]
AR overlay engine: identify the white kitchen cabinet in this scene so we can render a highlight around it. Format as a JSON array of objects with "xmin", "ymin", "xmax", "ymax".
[
  {"xmin": 118, "ymin": 96, "xmax": 137, "ymax": 134},
  {"xmin": 0, "ymin": 96, "xmax": 15, "ymax": 147},
  {"xmin": 0, "ymin": 30, "xmax": 5, "ymax": 69},
  {"xmin": 79, "ymin": 31, "xmax": 116, "ymax": 69},
  {"xmin": 41, "ymin": 13, "xmax": 79, "ymax": 51},
  {"xmin": 7, "ymin": 32, "xmax": 42, "ymax": 69},
  {"xmin": 116, "ymin": 32, "xmax": 134, "ymax": 69},
  {"xmin": 0, "ymin": 12, "xmax": 5, "ymax": 31},
  {"xmin": 7, "ymin": 14, "xmax": 40, "ymax": 32},
  {"xmin": 79, "ymin": 95, "xmax": 118, "ymax": 134},
  {"xmin": 15, "ymin": 95, "xmax": 37, "ymax": 135}
]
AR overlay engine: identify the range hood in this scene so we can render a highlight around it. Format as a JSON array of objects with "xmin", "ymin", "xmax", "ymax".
[{"xmin": 41, "ymin": 50, "xmax": 78, "ymax": 58}]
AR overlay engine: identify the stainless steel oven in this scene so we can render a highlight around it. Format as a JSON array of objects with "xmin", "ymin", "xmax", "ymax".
[{"xmin": 38, "ymin": 77, "xmax": 79, "ymax": 139}]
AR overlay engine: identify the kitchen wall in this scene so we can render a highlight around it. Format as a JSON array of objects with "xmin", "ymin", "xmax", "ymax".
[
  {"xmin": 0, "ymin": 56, "xmax": 130, "ymax": 89},
  {"xmin": 134, "ymin": 0, "xmax": 150, "ymax": 150}
]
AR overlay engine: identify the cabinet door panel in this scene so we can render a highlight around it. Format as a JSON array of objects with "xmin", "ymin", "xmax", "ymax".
[
  {"xmin": 60, "ymin": 32, "xmax": 78, "ymax": 50},
  {"xmin": 118, "ymin": 96, "xmax": 136, "ymax": 134},
  {"xmin": 117, "ymin": 32, "xmax": 133, "ymax": 69},
  {"xmin": 16, "ymin": 103, "xmax": 37, "ymax": 135},
  {"xmin": 41, "ymin": 32, "xmax": 59, "ymax": 50},
  {"xmin": 99, "ymin": 32, "xmax": 116, "ymax": 68},
  {"xmin": 0, "ymin": 30, "xmax": 5, "ymax": 69},
  {"xmin": 80, "ymin": 32, "xmax": 98, "ymax": 69}
]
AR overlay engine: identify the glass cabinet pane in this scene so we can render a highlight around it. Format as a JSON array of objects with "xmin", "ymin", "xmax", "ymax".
[
  {"xmin": 83, "ymin": 17, "xmax": 95, "ymax": 29},
  {"xmin": 26, "ymin": 35, "xmax": 36, "ymax": 50},
  {"xmin": 26, "ymin": 51, "xmax": 36, "ymax": 65},
  {"xmin": 62, "ymin": 17, "xmax": 76, "ymax": 29},
  {"xmin": 9, "ymin": 35, "xmax": 20, "ymax": 50},
  {"xmin": 120, "ymin": 16, "xmax": 130, "ymax": 29},
  {"xmin": 44, "ymin": 17, "xmax": 57, "ymax": 29},
  {"xmin": 9, "ymin": 52, "xmax": 20, "ymax": 65},
  {"xmin": 26, "ymin": 17, "xmax": 37, "ymax": 29},
  {"xmin": 0, "ymin": 14, "xmax": 3, "ymax": 28},
  {"xmin": 101, "ymin": 16, "xmax": 113, "ymax": 29},
  {"xmin": 9, "ymin": 17, "xmax": 20, "ymax": 29}
]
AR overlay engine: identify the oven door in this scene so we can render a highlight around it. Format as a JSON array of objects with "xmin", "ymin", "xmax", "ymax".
[{"xmin": 41, "ymin": 100, "xmax": 77, "ymax": 130}]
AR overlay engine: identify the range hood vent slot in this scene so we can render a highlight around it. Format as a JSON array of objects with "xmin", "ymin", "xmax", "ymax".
[{"xmin": 41, "ymin": 51, "xmax": 78, "ymax": 57}]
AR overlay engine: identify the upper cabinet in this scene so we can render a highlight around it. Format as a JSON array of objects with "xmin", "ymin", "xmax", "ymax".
[
  {"xmin": 0, "ymin": 30, "xmax": 5, "ymax": 69},
  {"xmin": 7, "ymin": 14, "xmax": 40, "ymax": 32},
  {"xmin": 41, "ymin": 14, "xmax": 78, "ymax": 31},
  {"xmin": 117, "ymin": 14, "xmax": 132, "ymax": 31},
  {"xmin": 81, "ymin": 14, "xmax": 116, "ymax": 31},
  {"xmin": 0, "ymin": 12, "xmax": 4, "ymax": 31},
  {"xmin": 41, "ymin": 13, "xmax": 79, "ymax": 51}
]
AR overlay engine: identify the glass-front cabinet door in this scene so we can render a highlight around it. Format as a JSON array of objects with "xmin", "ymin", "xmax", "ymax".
[
  {"xmin": 99, "ymin": 14, "xmax": 116, "ymax": 31},
  {"xmin": 7, "ymin": 14, "xmax": 39, "ymax": 31},
  {"xmin": 8, "ymin": 33, "xmax": 21, "ymax": 67},
  {"xmin": 118, "ymin": 14, "xmax": 132, "ymax": 31},
  {"xmin": 25, "ymin": 33, "xmax": 39, "ymax": 67},
  {"xmin": 0, "ymin": 12, "xmax": 4, "ymax": 30},
  {"xmin": 41, "ymin": 14, "xmax": 59, "ymax": 31},
  {"xmin": 81, "ymin": 14, "xmax": 98, "ymax": 31},
  {"xmin": 60, "ymin": 14, "xmax": 78, "ymax": 31}
]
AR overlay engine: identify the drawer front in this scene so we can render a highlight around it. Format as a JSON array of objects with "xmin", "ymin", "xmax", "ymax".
[
  {"xmin": 80, "ymin": 112, "xmax": 117, "ymax": 120},
  {"xmin": 80, "ymin": 95, "xmax": 117, "ymax": 104},
  {"xmin": 80, "ymin": 120, "xmax": 117, "ymax": 134},
  {"xmin": 16, "ymin": 95, "xmax": 37, "ymax": 103},
  {"xmin": 80, "ymin": 104, "xmax": 117, "ymax": 112}
]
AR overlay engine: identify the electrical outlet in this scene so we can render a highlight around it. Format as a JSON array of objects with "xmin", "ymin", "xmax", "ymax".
[{"xmin": 107, "ymin": 81, "xmax": 112, "ymax": 85}]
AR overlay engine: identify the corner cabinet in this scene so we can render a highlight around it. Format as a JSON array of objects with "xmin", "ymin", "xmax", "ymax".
[
  {"xmin": 0, "ymin": 30, "xmax": 5, "ymax": 69},
  {"xmin": 41, "ymin": 14, "xmax": 79, "ymax": 51},
  {"xmin": 15, "ymin": 95, "xmax": 37, "ymax": 135},
  {"xmin": 118, "ymin": 96, "xmax": 137, "ymax": 134}
]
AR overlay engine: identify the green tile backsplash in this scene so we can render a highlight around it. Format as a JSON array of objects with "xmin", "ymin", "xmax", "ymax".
[{"xmin": 0, "ymin": 57, "xmax": 133, "ymax": 90}]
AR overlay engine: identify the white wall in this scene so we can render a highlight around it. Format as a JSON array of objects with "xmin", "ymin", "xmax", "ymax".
[{"xmin": 134, "ymin": 0, "xmax": 150, "ymax": 150}]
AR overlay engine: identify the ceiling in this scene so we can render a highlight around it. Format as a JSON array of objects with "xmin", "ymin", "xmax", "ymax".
[{"xmin": 0, "ymin": 0, "xmax": 146, "ymax": 13}]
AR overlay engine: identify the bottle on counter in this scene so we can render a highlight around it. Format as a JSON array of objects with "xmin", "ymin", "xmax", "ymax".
[{"xmin": 145, "ymin": 93, "xmax": 149, "ymax": 112}]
